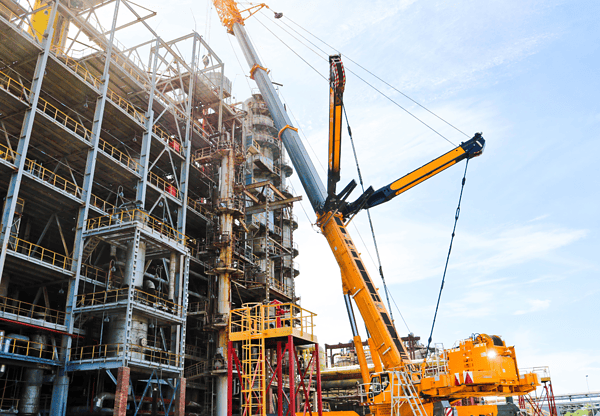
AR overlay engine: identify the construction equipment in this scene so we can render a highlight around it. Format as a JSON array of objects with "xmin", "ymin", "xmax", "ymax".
[{"xmin": 213, "ymin": 2, "xmax": 539, "ymax": 416}]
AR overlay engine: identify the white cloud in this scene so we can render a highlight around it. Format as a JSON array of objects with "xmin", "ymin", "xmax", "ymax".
[{"xmin": 514, "ymin": 299, "xmax": 551, "ymax": 315}]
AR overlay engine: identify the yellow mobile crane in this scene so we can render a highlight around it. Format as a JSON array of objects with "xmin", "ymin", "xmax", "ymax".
[{"xmin": 212, "ymin": 2, "xmax": 539, "ymax": 416}]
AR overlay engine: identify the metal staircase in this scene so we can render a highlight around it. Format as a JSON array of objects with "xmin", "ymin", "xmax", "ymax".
[
  {"xmin": 81, "ymin": 237, "xmax": 100, "ymax": 263},
  {"xmin": 391, "ymin": 370, "xmax": 428, "ymax": 416}
]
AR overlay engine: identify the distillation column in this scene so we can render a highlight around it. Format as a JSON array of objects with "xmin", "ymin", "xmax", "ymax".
[{"xmin": 215, "ymin": 139, "xmax": 235, "ymax": 416}]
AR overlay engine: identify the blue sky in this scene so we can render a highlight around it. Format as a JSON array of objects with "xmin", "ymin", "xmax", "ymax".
[{"xmin": 141, "ymin": 0, "xmax": 599, "ymax": 394}]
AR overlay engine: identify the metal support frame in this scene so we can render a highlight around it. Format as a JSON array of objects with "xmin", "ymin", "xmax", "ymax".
[
  {"xmin": 50, "ymin": 2, "xmax": 122, "ymax": 412},
  {"xmin": 0, "ymin": 0, "xmax": 59, "ymax": 279},
  {"xmin": 227, "ymin": 336, "xmax": 323, "ymax": 416}
]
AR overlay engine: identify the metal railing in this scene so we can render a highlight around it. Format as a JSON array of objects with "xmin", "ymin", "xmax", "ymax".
[
  {"xmin": 184, "ymin": 344, "xmax": 205, "ymax": 360},
  {"xmin": 0, "ymin": 142, "xmax": 16, "ymax": 163},
  {"xmin": 22, "ymin": 158, "xmax": 114, "ymax": 212},
  {"xmin": 97, "ymin": 138, "xmax": 140, "ymax": 172},
  {"xmin": 0, "ymin": 3, "xmax": 43, "ymax": 42},
  {"xmin": 421, "ymin": 344, "xmax": 448, "ymax": 378},
  {"xmin": 216, "ymin": 197, "xmax": 245, "ymax": 213},
  {"xmin": 69, "ymin": 343, "xmax": 183, "ymax": 367},
  {"xmin": 0, "ymin": 70, "xmax": 145, "ymax": 175},
  {"xmin": 59, "ymin": 55, "xmax": 102, "ymax": 89},
  {"xmin": 148, "ymin": 171, "xmax": 180, "ymax": 199},
  {"xmin": 56, "ymin": 55, "xmax": 184, "ymax": 156},
  {"xmin": 229, "ymin": 302, "xmax": 315, "ymax": 338},
  {"xmin": 89, "ymin": 193, "xmax": 116, "ymax": 214},
  {"xmin": 24, "ymin": 158, "xmax": 82, "ymax": 198},
  {"xmin": 187, "ymin": 301, "xmax": 209, "ymax": 315},
  {"xmin": 80, "ymin": 264, "xmax": 109, "ymax": 285},
  {"xmin": 0, "ymin": 397, "xmax": 19, "ymax": 412},
  {"xmin": 0, "ymin": 296, "xmax": 66, "ymax": 325},
  {"xmin": 0, "ymin": 70, "xmax": 94, "ymax": 141},
  {"xmin": 0, "ymin": 334, "xmax": 62, "ymax": 361},
  {"xmin": 187, "ymin": 197, "xmax": 215, "ymax": 220},
  {"xmin": 86, "ymin": 209, "xmax": 185, "ymax": 244},
  {"xmin": 76, "ymin": 287, "xmax": 182, "ymax": 316},
  {"xmin": 7, "ymin": 237, "xmax": 72, "ymax": 271},
  {"xmin": 152, "ymin": 126, "xmax": 184, "ymax": 156},
  {"xmin": 184, "ymin": 359, "xmax": 209, "ymax": 379}
]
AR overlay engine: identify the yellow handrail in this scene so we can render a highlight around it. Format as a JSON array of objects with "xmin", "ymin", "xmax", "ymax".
[
  {"xmin": 0, "ymin": 3, "xmax": 43, "ymax": 41},
  {"xmin": 97, "ymin": 138, "xmax": 141, "ymax": 172},
  {"xmin": 80, "ymin": 264, "xmax": 109, "ymax": 285},
  {"xmin": 86, "ymin": 209, "xmax": 185, "ymax": 244},
  {"xmin": 0, "ymin": 334, "xmax": 63, "ymax": 360},
  {"xmin": 0, "ymin": 142, "xmax": 16, "ymax": 163},
  {"xmin": 21, "ymin": 158, "xmax": 114, "ymax": 212},
  {"xmin": 24, "ymin": 159, "xmax": 82, "ymax": 197},
  {"xmin": 148, "ymin": 171, "xmax": 180, "ymax": 199},
  {"xmin": 229, "ymin": 303, "xmax": 316, "ymax": 338},
  {"xmin": 56, "ymin": 56, "xmax": 185, "ymax": 155},
  {"xmin": 0, "ymin": 295, "xmax": 66, "ymax": 325},
  {"xmin": 89, "ymin": 194, "xmax": 116, "ymax": 214},
  {"xmin": 187, "ymin": 197, "xmax": 215, "ymax": 220},
  {"xmin": 70, "ymin": 342, "xmax": 183, "ymax": 367},
  {"xmin": 76, "ymin": 287, "xmax": 182, "ymax": 316},
  {"xmin": 7, "ymin": 237, "xmax": 72, "ymax": 271}
]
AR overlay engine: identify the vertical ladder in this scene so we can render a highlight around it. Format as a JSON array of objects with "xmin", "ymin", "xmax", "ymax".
[
  {"xmin": 241, "ymin": 336, "xmax": 265, "ymax": 416},
  {"xmin": 391, "ymin": 370, "xmax": 428, "ymax": 416}
]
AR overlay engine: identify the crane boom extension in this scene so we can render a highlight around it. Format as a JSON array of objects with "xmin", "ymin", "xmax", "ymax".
[
  {"xmin": 214, "ymin": 4, "xmax": 539, "ymax": 416},
  {"xmin": 217, "ymin": 0, "xmax": 482, "ymax": 374},
  {"xmin": 328, "ymin": 55, "xmax": 345, "ymax": 198},
  {"xmin": 343, "ymin": 134, "xmax": 485, "ymax": 217},
  {"xmin": 230, "ymin": 22, "xmax": 327, "ymax": 211}
]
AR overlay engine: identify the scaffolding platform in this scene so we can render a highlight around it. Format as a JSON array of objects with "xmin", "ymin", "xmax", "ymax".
[{"xmin": 229, "ymin": 302, "xmax": 317, "ymax": 346}]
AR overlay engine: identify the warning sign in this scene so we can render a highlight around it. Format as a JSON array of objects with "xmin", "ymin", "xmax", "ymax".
[{"xmin": 463, "ymin": 371, "xmax": 474, "ymax": 385}]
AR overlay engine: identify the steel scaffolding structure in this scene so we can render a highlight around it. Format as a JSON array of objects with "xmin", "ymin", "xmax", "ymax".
[{"xmin": 0, "ymin": 1, "xmax": 302, "ymax": 415}]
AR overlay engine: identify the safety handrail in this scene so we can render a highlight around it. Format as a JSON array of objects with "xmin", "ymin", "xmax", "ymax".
[
  {"xmin": 80, "ymin": 264, "xmax": 109, "ymax": 285},
  {"xmin": 85, "ymin": 209, "xmax": 185, "ymax": 244},
  {"xmin": 184, "ymin": 360, "xmax": 209, "ymax": 378},
  {"xmin": 187, "ymin": 197, "xmax": 215, "ymax": 220},
  {"xmin": 0, "ymin": 295, "xmax": 66, "ymax": 325},
  {"xmin": 0, "ymin": 3, "xmax": 43, "ymax": 42},
  {"xmin": 0, "ymin": 142, "xmax": 16, "ymax": 163},
  {"xmin": 55, "ymin": 56, "xmax": 184, "ymax": 155},
  {"xmin": 0, "ymin": 334, "xmax": 63, "ymax": 361},
  {"xmin": 70, "ymin": 342, "xmax": 183, "ymax": 367},
  {"xmin": 229, "ymin": 302, "xmax": 315, "ymax": 338},
  {"xmin": 148, "ymin": 171, "xmax": 180, "ymax": 199},
  {"xmin": 24, "ymin": 158, "xmax": 82, "ymax": 197},
  {"xmin": 75, "ymin": 287, "xmax": 182, "ymax": 316},
  {"xmin": 97, "ymin": 138, "xmax": 140, "ymax": 172},
  {"xmin": 7, "ymin": 237, "xmax": 72, "ymax": 271}
]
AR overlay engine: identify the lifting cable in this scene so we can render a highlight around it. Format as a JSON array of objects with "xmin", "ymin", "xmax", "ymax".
[
  {"xmin": 342, "ymin": 103, "xmax": 410, "ymax": 333},
  {"xmin": 258, "ymin": 11, "xmax": 461, "ymax": 146},
  {"xmin": 425, "ymin": 158, "xmax": 470, "ymax": 357}
]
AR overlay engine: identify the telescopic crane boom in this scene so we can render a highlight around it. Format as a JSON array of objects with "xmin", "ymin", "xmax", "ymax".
[{"xmin": 213, "ymin": 3, "xmax": 539, "ymax": 416}]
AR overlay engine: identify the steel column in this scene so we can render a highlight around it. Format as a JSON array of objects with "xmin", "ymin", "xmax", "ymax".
[
  {"xmin": 277, "ymin": 341, "xmax": 283, "ymax": 416},
  {"xmin": 136, "ymin": 37, "xmax": 160, "ymax": 206},
  {"xmin": 0, "ymin": 0, "xmax": 60, "ymax": 279}
]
